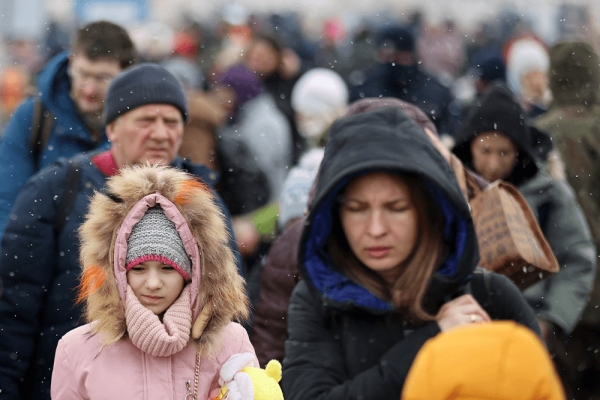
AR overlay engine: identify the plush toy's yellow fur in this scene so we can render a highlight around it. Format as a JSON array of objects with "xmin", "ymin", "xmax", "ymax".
[
  {"xmin": 78, "ymin": 165, "xmax": 249, "ymax": 355},
  {"xmin": 244, "ymin": 360, "xmax": 284, "ymax": 400}
]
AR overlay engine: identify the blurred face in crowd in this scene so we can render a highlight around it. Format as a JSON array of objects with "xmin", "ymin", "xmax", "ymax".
[
  {"xmin": 470, "ymin": 131, "xmax": 519, "ymax": 182},
  {"xmin": 69, "ymin": 53, "xmax": 121, "ymax": 116},
  {"xmin": 107, "ymin": 104, "xmax": 184, "ymax": 168},
  {"xmin": 520, "ymin": 69, "xmax": 549, "ymax": 105},
  {"xmin": 340, "ymin": 172, "xmax": 418, "ymax": 284},
  {"xmin": 126, "ymin": 260, "xmax": 185, "ymax": 316},
  {"xmin": 210, "ymin": 84, "xmax": 238, "ymax": 112},
  {"xmin": 246, "ymin": 39, "xmax": 280, "ymax": 78}
]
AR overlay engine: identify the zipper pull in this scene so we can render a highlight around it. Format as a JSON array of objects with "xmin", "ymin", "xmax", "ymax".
[{"xmin": 185, "ymin": 380, "xmax": 194, "ymax": 400}]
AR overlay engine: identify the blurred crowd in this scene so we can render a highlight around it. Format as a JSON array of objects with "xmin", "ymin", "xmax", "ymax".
[{"xmin": 0, "ymin": 4, "xmax": 599, "ymax": 400}]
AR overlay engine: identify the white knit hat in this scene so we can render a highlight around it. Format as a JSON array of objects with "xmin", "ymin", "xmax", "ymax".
[
  {"xmin": 291, "ymin": 68, "xmax": 348, "ymax": 142},
  {"xmin": 506, "ymin": 38, "xmax": 549, "ymax": 96},
  {"xmin": 291, "ymin": 68, "xmax": 348, "ymax": 116}
]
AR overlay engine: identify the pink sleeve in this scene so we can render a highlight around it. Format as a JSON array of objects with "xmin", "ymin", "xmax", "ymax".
[
  {"xmin": 206, "ymin": 324, "xmax": 259, "ymax": 399},
  {"xmin": 238, "ymin": 326, "xmax": 259, "ymax": 365},
  {"xmin": 51, "ymin": 339, "xmax": 85, "ymax": 400}
]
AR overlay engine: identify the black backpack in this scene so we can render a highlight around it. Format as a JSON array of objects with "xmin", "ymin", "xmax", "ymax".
[
  {"xmin": 28, "ymin": 96, "xmax": 54, "ymax": 170},
  {"xmin": 27, "ymin": 97, "xmax": 79, "ymax": 234},
  {"xmin": 215, "ymin": 132, "xmax": 271, "ymax": 216}
]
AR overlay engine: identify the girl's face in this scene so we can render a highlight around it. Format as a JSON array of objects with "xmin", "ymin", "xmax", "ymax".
[
  {"xmin": 340, "ymin": 172, "xmax": 418, "ymax": 284},
  {"xmin": 470, "ymin": 131, "xmax": 518, "ymax": 183},
  {"xmin": 126, "ymin": 260, "xmax": 185, "ymax": 316}
]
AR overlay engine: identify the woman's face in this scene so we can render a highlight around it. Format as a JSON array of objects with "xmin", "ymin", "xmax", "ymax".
[
  {"xmin": 470, "ymin": 131, "xmax": 518, "ymax": 182},
  {"xmin": 126, "ymin": 260, "xmax": 185, "ymax": 316},
  {"xmin": 340, "ymin": 172, "xmax": 418, "ymax": 284},
  {"xmin": 246, "ymin": 40, "xmax": 280, "ymax": 78}
]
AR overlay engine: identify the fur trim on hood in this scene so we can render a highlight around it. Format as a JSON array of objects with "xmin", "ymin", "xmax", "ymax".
[{"xmin": 78, "ymin": 165, "xmax": 248, "ymax": 355}]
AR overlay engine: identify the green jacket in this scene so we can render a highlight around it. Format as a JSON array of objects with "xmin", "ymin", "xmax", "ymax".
[
  {"xmin": 519, "ymin": 170, "xmax": 597, "ymax": 331},
  {"xmin": 534, "ymin": 40, "xmax": 600, "ymax": 325}
]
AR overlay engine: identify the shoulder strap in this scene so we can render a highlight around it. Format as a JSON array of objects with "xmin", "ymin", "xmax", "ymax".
[
  {"xmin": 537, "ymin": 202, "xmax": 551, "ymax": 230},
  {"xmin": 469, "ymin": 268, "xmax": 494, "ymax": 310},
  {"xmin": 55, "ymin": 159, "xmax": 81, "ymax": 234},
  {"xmin": 28, "ymin": 96, "xmax": 55, "ymax": 170}
]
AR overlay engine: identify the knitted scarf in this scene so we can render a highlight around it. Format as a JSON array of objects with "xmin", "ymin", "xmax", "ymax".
[{"xmin": 125, "ymin": 284, "xmax": 192, "ymax": 357}]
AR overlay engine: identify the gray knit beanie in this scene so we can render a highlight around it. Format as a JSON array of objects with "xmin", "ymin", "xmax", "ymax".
[
  {"xmin": 126, "ymin": 206, "xmax": 192, "ymax": 280},
  {"xmin": 103, "ymin": 63, "xmax": 188, "ymax": 125}
]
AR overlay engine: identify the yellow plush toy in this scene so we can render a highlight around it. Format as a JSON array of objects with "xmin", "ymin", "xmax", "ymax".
[{"xmin": 212, "ymin": 353, "xmax": 284, "ymax": 400}]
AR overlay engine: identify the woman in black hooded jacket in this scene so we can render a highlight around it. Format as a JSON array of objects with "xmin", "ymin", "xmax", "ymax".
[{"xmin": 281, "ymin": 107, "xmax": 541, "ymax": 400}]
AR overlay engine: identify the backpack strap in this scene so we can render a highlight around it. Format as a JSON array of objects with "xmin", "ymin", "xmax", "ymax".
[
  {"xmin": 467, "ymin": 268, "xmax": 494, "ymax": 310},
  {"xmin": 55, "ymin": 159, "xmax": 81, "ymax": 234},
  {"xmin": 28, "ymin": 96, "xmax": 55, "ymax": 170}
]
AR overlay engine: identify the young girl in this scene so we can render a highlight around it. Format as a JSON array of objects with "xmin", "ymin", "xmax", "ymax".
[{"xmin": 51, "ymin": 165, "xmax": 257, "ymax": 399}]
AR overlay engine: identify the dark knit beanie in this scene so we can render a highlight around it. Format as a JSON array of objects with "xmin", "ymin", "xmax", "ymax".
[
  {"xmin": 453, "ymin": 84, "xmax": 538, "ymax": 185},
  {"xmin": 376, "ymin": 26, "xmax": 415, "ymax": 53},
  {"xmin": 126, "ymin": 206, "xmax": 191, "ymax": 281},
  {"xmin": 477, "ymin": 55, "xmax": 506, "ymax": 83},
  {"xmin": 103, "ymin": 63, "xmax": 188, "ymax": 125},
  {"xmin": 218, "ymin": 64, "xmax": 264, "ymax": 109}
]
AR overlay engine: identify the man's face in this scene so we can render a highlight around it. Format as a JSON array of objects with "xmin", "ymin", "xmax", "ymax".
[
  {"xmin": 69, "ymin": 53, "xmax": 121, "ymax": 115},
  {"xmin": 106, "ymin": 104, "xmax": 184, "ymax": 168}
]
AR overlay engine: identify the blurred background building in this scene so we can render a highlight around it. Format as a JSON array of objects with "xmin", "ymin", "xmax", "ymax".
[{"xmin": 0, "ymin": 0, "xmax": 598, "ymax": 129}]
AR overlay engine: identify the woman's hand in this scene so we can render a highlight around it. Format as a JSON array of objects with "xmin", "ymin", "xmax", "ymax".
[{"xmin": 435, "ymin": 294, "xmax": 491, "ymax": 332}]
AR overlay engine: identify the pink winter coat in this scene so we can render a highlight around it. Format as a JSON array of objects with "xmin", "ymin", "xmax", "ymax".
[
  {"xmin": 50, "ymin": 166, "xmax": 255, "ymax": 400},
  {"xmin": 52, "ymin": 322, "xmax": 255, "ymax": 399}
]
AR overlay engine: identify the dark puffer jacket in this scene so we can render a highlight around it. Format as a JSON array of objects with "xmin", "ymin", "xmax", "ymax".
[
  {"xmin": 0, "ymin": 150, "xmax": 241, "ymax": 400},
  {"xmin": 282, "ymin": 107, "xmax": 540, "ymax": 400}
]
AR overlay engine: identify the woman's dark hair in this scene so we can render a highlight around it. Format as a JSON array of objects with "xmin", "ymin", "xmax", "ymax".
[{"xmin": 328, "ymin": 172, "xmax": 446, "ymax": 322}]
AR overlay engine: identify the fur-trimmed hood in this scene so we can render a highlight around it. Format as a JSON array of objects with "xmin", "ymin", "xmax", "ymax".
[{"xmin": 78, "ymin": 165, "xmax": 248, "ymax": 354}]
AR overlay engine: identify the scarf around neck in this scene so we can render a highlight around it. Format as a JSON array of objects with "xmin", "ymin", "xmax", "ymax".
[{"xmin": 125, "ymin": 284, "xmax": 192, "ymax": 357}]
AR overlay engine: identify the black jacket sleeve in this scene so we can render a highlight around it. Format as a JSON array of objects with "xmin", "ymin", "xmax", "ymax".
[
  {"xmin": 282, "ymin": 281, "xmax": 441, "ymax": 400},
  {"xmin": 473, "ymin": 271, "xmax": 542, "ymax": 338},
  {"xmin": 0, "ymin": 163, "xmax": 67, "ymax": 400}
]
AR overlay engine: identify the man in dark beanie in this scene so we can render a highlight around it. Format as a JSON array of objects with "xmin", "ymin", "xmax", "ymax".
[
  {"xmin": 535, "ymin": 40, "xmax": 600, "ymax": 399},
  {"xmin": 0, "ymin": 63, "xmax": 242, "ymax": 400},
  {"xmin": 452, "ymin": 84, "xmax": 596, "ymax": 398},
  {"xmin": 348, "ymin": 24, "xmax": 457, "ymax": 138}
]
